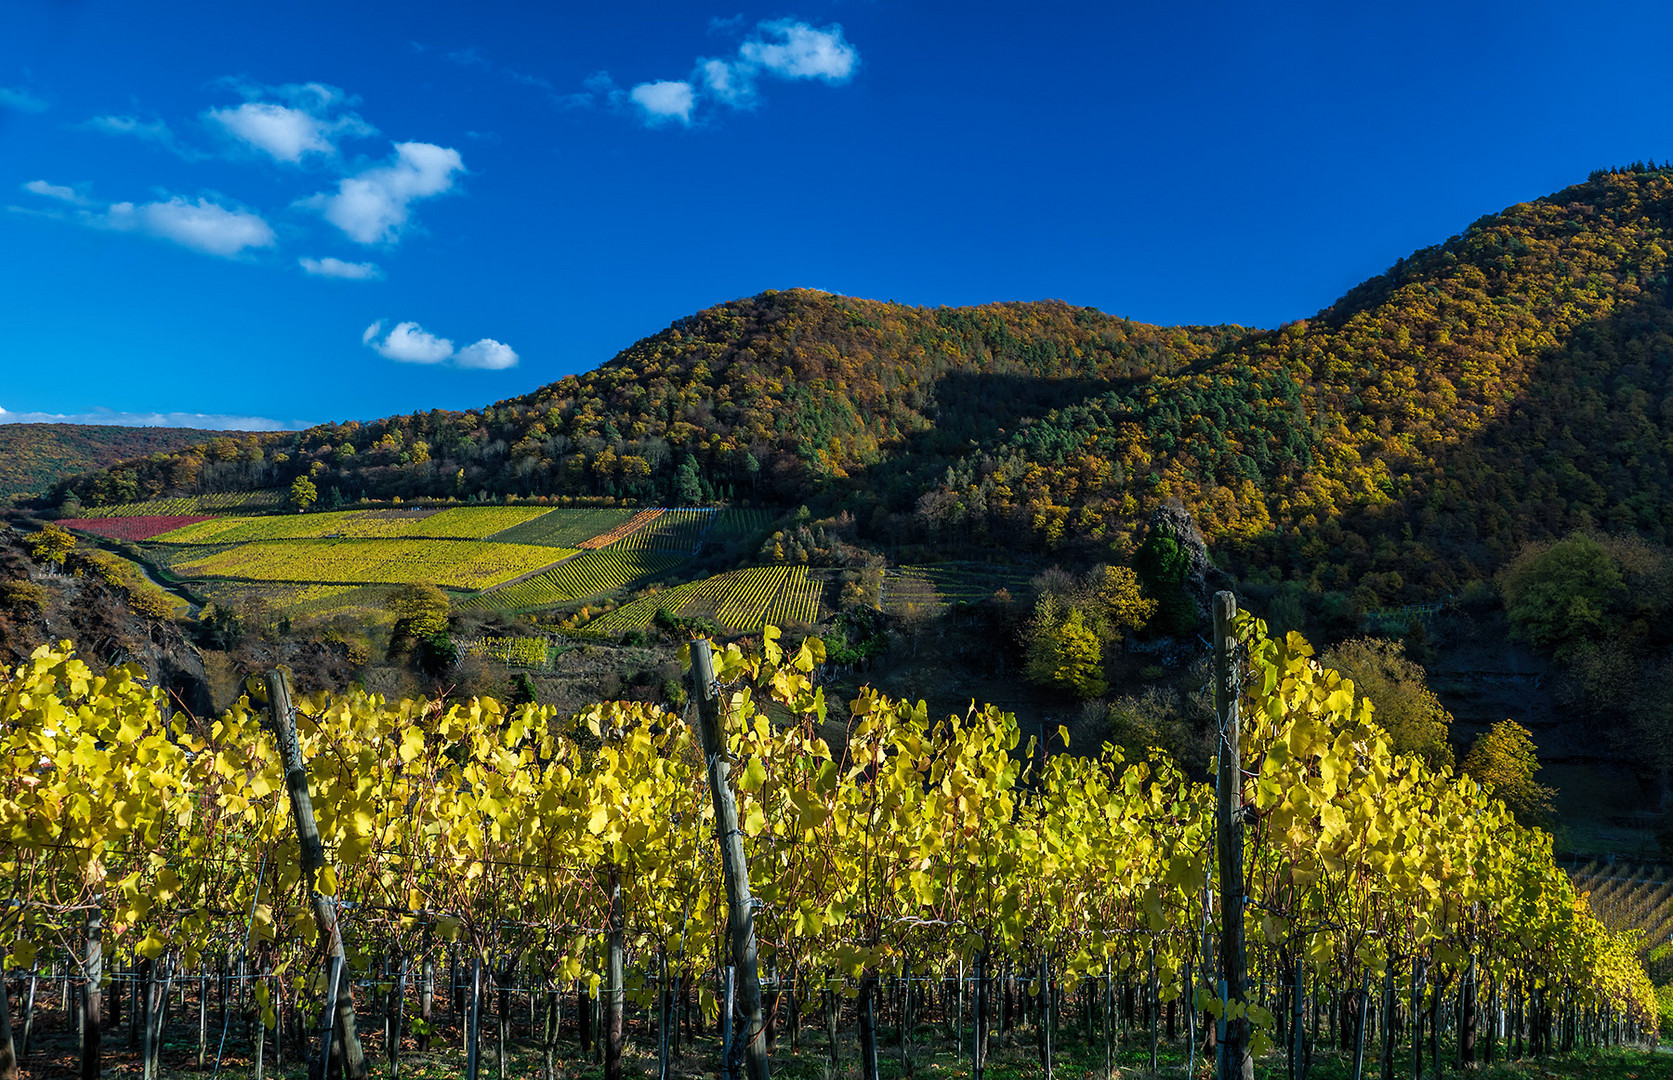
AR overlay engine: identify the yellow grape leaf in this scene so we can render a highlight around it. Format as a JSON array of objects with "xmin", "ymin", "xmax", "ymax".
[{"xmin": 137, "ymin": 929, "xmax": 167, "ymax": 960}]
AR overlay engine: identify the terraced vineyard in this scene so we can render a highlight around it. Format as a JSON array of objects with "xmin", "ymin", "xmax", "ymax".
[
  {"xmin": 582, "ymin": 564, "xmax": 820, "ymax": 637},
  {"xmin": 465, "ymin": 550, "xmax": 684, "ymax": 611},
  {"xmin": 578, "ymin": 508, "xmax": 663, "ymax": 549},
  {"xmin": 881, "ymin": 562, "xmax": 1033, "ymax": 614},
  {"xmin": 455, "ymin": 635, "xmax": 557, "ymax": 669},
  {"xmin": 153, "ymin": 506, "xmax": 551, "ymax": 544},
  {"xmin": 85, "ymin": 491, "xmax": 284, "ymax": 516},
  {"xmin": 614, "ymin": 507, "xmax": 714, "ymax": 552},
  {"xmin": 65, "ymin": 514, "xmax": 214, "ymax": 541},
  {"xmin": 485, "ymin": 507, "xmax": 637, "ymax": 548},
  {"xmin": 167, "ymin": 539, "xmax": 570, "ymax": 590},
  {"xmin": 1568, "ymin": 858, "xmax": 1673, "ymax": 982},
  {"xmin": 766, "ymin": 564, "xmax": 824, "ymax": 626}
]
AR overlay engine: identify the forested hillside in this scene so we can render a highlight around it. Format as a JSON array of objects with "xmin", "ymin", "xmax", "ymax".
[
  {"xmin": 42, "ymin": 165, "xmax": 1673, "ymax": 601},
  {"xmin": 0, "ymin": 422, "xmax": 223, "ymax": 499}
]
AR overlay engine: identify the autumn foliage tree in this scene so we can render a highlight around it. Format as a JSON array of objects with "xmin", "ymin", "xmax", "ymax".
[
  {"xmin": 1320, "ymin": 636, "xmax": 1456, "ymax": 771},
  {"xmin": 1462, "ymin": 719, "xmax": 1556, "ymax": 826}
]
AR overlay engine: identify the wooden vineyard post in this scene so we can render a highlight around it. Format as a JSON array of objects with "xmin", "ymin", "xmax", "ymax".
[
  {"xmin": 263, "ymin": 669, "xmax": 369, "ymax": 1080},
  {"xmin": 605, "ymin": 869, "xmax": 625, "ymax": 1080},
  {"xmin": 82, "ymin": 904, "xmax": 101, "ymax": 1080},
  {"xmin": 1213, "ymin": 591, "xmax": 1251, "ymax": 1080},
  {"xmin": 689, "ymin": 639, "xmax": 770, "ymax": 1080}
]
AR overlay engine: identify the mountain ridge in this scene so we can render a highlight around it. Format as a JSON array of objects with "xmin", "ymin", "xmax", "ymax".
[{"xmin": 34, "ymin": 165, "xmax": 1673, "ymax": 603}]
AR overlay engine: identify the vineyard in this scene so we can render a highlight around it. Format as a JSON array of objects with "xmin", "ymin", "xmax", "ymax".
[
  {"xmin": 465, "ymin": 550, "xmax": 685, "ymax": 612},
  {"xmin": 0, "ymin": 614, "xmax": 1657, "ymax": 1080},
  {"xmin": 166, "ymin": 538, "xmax": 572, "ymax": 591},
  {"xmin": 1567, "ymin": 859, "xmax": 1673, "ymax": 984},
  {"xmin": 80, "ymin": 491, "xmax": 284, "ymax": 516},
  {"xmin": 63, "ymin": 515, "xmax": 215, "ymax": 542},
  {"xmin": 455, "ymin": 635, "xmax": 561, "ymax": 669},
  {"xmin": 150, "ymin": 506, "xmax": 553, "ymax": 545},
  {"xmin": 613, "ymin": 508, "xmax": 717, "ymax": 553},
  {"xmin": 577, "ymin": 508, "xmax": 664, "ymax": 549},
  {"xmin": 581, "ymin": 566, "xmax": 823, "ymax": 637},
  {"xmin": 881, "ymin": 563, "xmax": 1033, "ymax": 615},
  {"xmin": 485, "ymin": 507, "xmax": 639, "ymax": 548},
  {"xmin": 766, "ymin": 565, "xmax": 823, "ymax": 627}
]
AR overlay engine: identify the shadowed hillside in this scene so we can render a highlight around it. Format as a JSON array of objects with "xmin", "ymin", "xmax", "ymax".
[{"xmin": 0, "ymin": 423, "xmax": 225, "ymax": 499}]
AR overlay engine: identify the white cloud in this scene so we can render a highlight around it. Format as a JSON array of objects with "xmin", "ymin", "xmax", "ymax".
[
  {"xmin": 698, "ymin": 59, "xmax": 755, "ymax": 108},
  {"xmin": 205, "ymin": 81, "xmax": 374, "ymax": 163},
  {"xmin": 363, "ymin": 322, "xmax": 518, "ymax": 369},
  {"xmin": 22, "ymin": 180, "xmax": 85, "ymax": 205},
  {"xmin": 0, "ymin": 87, "xmax": 48, "ymax": 113},
  {"xmin": 19, "ymin": 183, "xmax": 274, "ymax": 258},
  {"xmin": 630, "ymin": 80, "xmax": 696, "ymax": 125},
  {"xmin": 621, "ymin": 19, "xmax": 859, "ymax": 128},
  {"xmin": 455, "ymin": 338, "xmax": 519, "ymax": 370},
  {"xmin": 368, "ymin": 321, "xmax": 455, "ymax": 363},
  {"xmin": 309, "ymin": 141, "xmax": 464, "ymax": 244},
  {"xmin": 209, "ymin": 102, "xmax": 356, "ymax": 163},
  {"xmin": 740, "ymin": 20, "xmax": 859, "ymax": 82},
  {"xmin": 301, "ymin": 256, "xmax": 383, "ymax": 280},
  {"xmin": 106, "ymin": 197, "xmax": 276, "ymax": 257},
  {"xmin": 0, "ymin": 405, "xmax": 309, "ymax": 430}
]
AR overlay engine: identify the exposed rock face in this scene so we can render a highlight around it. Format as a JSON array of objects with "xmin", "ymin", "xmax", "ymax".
[
  {"xmin": 0, "ymin": 523, "xmax": 214, "ymax": 717},
  {"xmin": 1146, "ymin": 501, "xmax": 1226, "ymax": 629}
]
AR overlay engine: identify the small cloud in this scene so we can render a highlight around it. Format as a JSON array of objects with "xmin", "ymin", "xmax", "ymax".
[
  {"xmin": 368, "ymin": 320, "xmax": 455, "ymax": 363},
  {"xmin": 698, "ymin": 59, "xmax": 755, "ymax": 108},
  {"xmin": 30, "ymin": 184, "xmax": 274, "ymax": 258},
  {"xmin": 0, "ymin": 404, "xmax": 310, "ymax": 431},
  {"xmin": 301, "ymin": 256, "xmax": 383, "ymax": 280},
  {"xmin": 555, "ymin": 70, "xmax": 621, "ymax": 110},
  {"xmin": 204, "ymin": 81, "xmax": 374, "ymax": 163},
  {"xmin": 708, "ymin": 14, "xmax": 746, "ymax": 34},
  {"xmin": 106, "ymin": 197, "xmax": 276, "ymax": 257},
  {"xmin": 208, "ymin": 101, "xmax": 374, "ymax": 163},
  {"xmin": 22, "ymin": 179, "xmax": 86, "ymax": 205},
  {"xmin": 740, "ymin": 19, "xmax": 859, "ymax": 82},
  {"xmin": 0, "ymin": 86, "xmax": 48, "ymax": 113},
  {"xmin": 618, "ymin": 19, "xmax": 859, "ymax": 128},
  {"xmin": 455, "ymin": 338, "xmax": 518, "ymax": 370},
  {"xmin": 630, "ymin": 80, "xmax": 695, "ymax": 126},
  {"xmin": 307, "ymin": 141, "xmax": 465, "ymax": 245},
  {"xmin": 363, "ymin": 322, "xmax": 518, "ymax": 370}
]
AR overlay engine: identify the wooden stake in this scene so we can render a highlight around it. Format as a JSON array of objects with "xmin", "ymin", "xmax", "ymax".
[
  {"xmin": 263, "ymin": 669, "xmax": 369, "ymax": 1080},
  {"xmin": 1213, "ymin": 591, "xmax": 1250, "ymax": 1080},
  {"xmin": 689, "ymin": 640, "xmax": 770, "ymax": 1080},
  {"xmin": 81, "ymin": 905, "xmax": 101, "ymax": 1080}
]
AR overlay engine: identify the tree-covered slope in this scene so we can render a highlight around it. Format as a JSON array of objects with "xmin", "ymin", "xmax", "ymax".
[
  {"xmin": 0, "ymin": 423, "xmax": 225, "ymax": 499},
  {"xmin": 42, "ymin": 166, "xmax": 1673, "ymax": 599}
]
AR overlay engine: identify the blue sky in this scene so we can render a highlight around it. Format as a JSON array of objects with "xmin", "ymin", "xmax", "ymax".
[{"xmin": 3, "ymin": 1, "xmax": 1672, "ymax": 430}]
